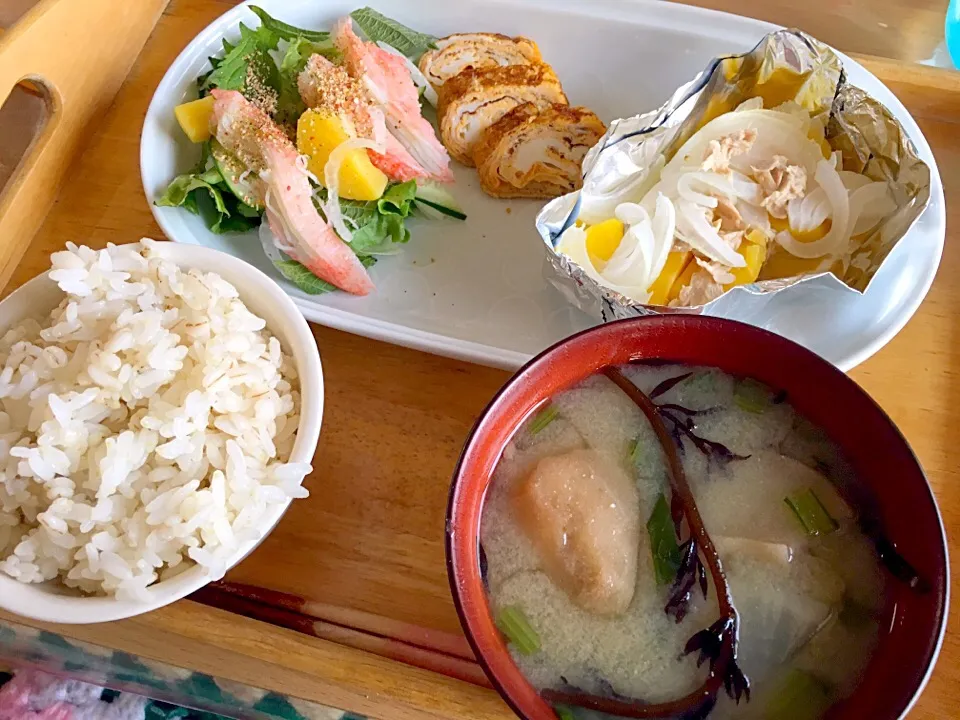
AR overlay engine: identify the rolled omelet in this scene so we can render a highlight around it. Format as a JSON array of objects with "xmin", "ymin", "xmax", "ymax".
[
  {"xmin": 472, "ymin": 103, "xmax": 606, "ymax": 199},
  {"xmin": 437, "ymin": 63, "xmax": 567, "ymax": 167},
  {"xmin": 418, "ymin": 32, "xmax": 542, "ymax": 90}
]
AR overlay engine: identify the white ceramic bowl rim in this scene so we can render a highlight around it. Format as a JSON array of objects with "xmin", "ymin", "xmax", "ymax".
[{"xmin": 0, "ymin": 241, "xmax": 323, "ymax": 624}]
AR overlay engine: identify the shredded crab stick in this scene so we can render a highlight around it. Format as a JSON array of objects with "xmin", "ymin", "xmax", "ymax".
[
  {"xmin": 335, "ymin": 19, "xmax": 454, "ymax": 183},
  {"xmin": 209, "ymin": 89, "xmax": 374, "ymax": 296},
  {"xmin": 297, "ymin": 54, "xmax": 430, "ymax": 183}
]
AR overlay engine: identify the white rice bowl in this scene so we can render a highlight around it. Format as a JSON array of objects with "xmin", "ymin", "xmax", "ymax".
[{"xmin": 0, "ymin": 239, "xmax": 322, "ymax": 622}]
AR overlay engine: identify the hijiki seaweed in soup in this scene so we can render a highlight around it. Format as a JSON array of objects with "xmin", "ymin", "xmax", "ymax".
[{"xmin": 480, "ymin": 364, "xmax": 920, "ymax": 719}]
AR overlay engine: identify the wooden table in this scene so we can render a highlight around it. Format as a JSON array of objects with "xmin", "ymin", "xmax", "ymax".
[{"xmin": 1, "ymin": 1, "xmax": 958, "ymax": 718}]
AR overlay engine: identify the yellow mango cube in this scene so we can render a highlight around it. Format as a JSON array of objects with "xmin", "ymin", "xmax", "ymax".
[
  {"xmin": 668, "ymin": 258, "xmax": 699, "ymax": 304},
  {"xmin": 585, "ymin": 219, "xmax": 624, "ymax": 265},
  {"xmin": 174, "ymin": 96, "xmax": 216, "ymax": 143},
  {"xmin": 647, "ymin": 252, "xmax": 692, "ymax": 306},
  {"xmin": 297, "ymin": 109, "xmax": 388, "ymax": 202},
  {"xmin": 758, "ymin": 221, "xmax": 834, "ymax": 280},
  {"xmin": 759, "ymin": 251, "xmax": 822, "ymax": 280},
  {"xmin": 725, "ymin": 242, "xmax": 767, "ymax": 289},
  {"xmin": 808, "ymin": 127, "xmax": 832, "ymax": 159}
]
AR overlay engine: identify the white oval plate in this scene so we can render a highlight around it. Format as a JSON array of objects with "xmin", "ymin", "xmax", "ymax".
[{"xmin": 141, "ymin": 0, "xmax": 945, "ymax": 371}]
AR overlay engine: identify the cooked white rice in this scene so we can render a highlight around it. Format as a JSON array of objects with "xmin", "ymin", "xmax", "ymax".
[{"xmin": 0, "ymin": 240, "xmax": 310, "ymax": 601}]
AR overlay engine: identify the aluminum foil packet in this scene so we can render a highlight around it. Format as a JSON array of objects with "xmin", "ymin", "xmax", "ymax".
[{"xmin": 535, "ymin": 29, "xmax": 931, "ymax": 320}]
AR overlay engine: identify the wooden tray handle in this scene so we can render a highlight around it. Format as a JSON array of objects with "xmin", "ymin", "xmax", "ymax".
[{"xmin": 0, "ymin": 0, "xmax": 170, "ymax": 291}]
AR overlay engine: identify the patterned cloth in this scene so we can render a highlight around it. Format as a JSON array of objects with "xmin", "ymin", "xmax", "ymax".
[
  {"xmin": 0, "ymin": 670, "xmax": 255, "ymax": 720},
  {"xmin": 0, "ymin": 619, "xmax": 361, "ymax": 720},
  {"xmin": 0, "ymin": 670, "xmax": 149, "ymax": 719}
]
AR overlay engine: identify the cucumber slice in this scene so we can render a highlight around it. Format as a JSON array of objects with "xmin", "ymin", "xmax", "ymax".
[
  {"xmin": 210, "ymin": 139, "xmax": 264, "ymax": 210},
  {"xmin": 414, "ymin": 181, "xmax": 466, "ymax": 220}
]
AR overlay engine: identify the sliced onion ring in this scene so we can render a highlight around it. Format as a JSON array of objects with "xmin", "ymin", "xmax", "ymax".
[
  {"xmin": 376, "ymin": 41, "xmax": 439, "ymax": 107},
  {"xmin": 776, "ymin": 159, "xmax": 850, "ymax": 259},
  {"xmin": 322, "ymin": 137, "xmax": 384, "ymax": 243}
]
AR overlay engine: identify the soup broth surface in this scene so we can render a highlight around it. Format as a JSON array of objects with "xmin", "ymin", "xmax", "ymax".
[{"xmin": 480, "ymin": 364, "xmax": 885, "ymax": 718}]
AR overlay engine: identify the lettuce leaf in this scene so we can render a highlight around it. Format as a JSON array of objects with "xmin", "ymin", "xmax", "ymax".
[
  {"xmin": 350, "ymin": 213, "xmax": 410, "ymax": 253},
  {"xmin": 377, "ymin": 179, "xmax": 417, "ymax": 217},
  {"xmin": 156, "ymin": 157, "xmax": 261, "ymax": 235},
  {"xmin": 330, "ymin": 181, "xmax": 417, "ymax": 254},
  {"xmin": 156, "ymin": 168, "xmax": 226, "ymax": 211},
  {"xmin": 349, "ymin": 8, "xmax": 436, "ymax": 61}
]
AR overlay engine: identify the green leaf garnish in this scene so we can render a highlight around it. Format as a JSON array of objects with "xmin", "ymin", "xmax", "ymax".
[
  {"xmin": 155, "ymin": 167, "xmax": 226, "ymax": 211},
  {"xmin": 275, "ymin": 257, "xmax": 375, "ymax": 296},
  {"xmin": 249, "ymin": 6, "xmax": 330, "ymax": 42},
  {"xmin": 495, "ymin": 605, "xmax": 540, "ymax": 655},
  {"xmin": 349, "ymin": 213, "xmax": 410, "ymax": 253},
  {"xmin": 647, "ymin": 493, "xmax": 682, "ymax": 586},
  {"xmin": 734, "ymin": 378, "xmax": 773, "ymax": 414},
  {"xmin": 784, "ymin": 488, "xmax": 839, "ymax": 536},
  {"xmin": 528, "ymin": 405, "xmax": 559, "ymax": 435},
  {"xmin": 377, "ymin": 179, "xmax": 418, "ymax": 217},
  {"xmin": 627, "ymin": 435, "xmax": 643, "ymax": 465},
  {"xmin": 156, "ymin": 150, "xmax": 261, "ymax": 236},
  {"xmin": 274, "ymin": 35, "xmax": 341, "ymax": 126},
  {"xmin": 200, "ymin": 22, "xmax": 279, "ymax": 93},
  {"xmin": 194, "ymin": 187, "xmax": 261, "ymax": 234},
  {"xmin": 349, "ymin": 7, "xmax": 437, "ymax": 61},
  {"xmin": 838, "ymin": 596, "xmax": 874, "ymax": 627},
  {"xmin": 764, "ymin": 670, "xmax": 832, "ymax": 720},
  {"xmin": 274, "ymin": 260, "xmax": 337, "ymax": 295}
]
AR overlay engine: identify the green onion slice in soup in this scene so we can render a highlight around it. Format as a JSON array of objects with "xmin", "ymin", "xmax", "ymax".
[
  {"xmin": 495, "ymin": 605, "xmax": 541, "ymax": 655},
  {"xmin": 785, "ymin": 488, "xmax": 839, "ymax": 536}
]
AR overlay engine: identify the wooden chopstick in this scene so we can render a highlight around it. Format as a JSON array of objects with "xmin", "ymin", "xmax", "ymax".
[
  {"xmin": 191, "ymin": 583, "xmax": 491, "ymax": 688},
  {"xmin": 203, "ymin": 581, "xmax": 476, "ymax": 661}
]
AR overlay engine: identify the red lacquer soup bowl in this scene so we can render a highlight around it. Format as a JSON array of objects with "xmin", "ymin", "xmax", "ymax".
[{"xmin": 446, "ymin": 316, "xmax": 948, "ymax": 720}]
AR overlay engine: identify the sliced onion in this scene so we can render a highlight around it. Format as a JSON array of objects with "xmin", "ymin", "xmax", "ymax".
[
  {"xmin": 735, "ymin": 97, "xmax": 764, "ymax": 112},
  {"xmin": 839, "ymin": 170, "xmax": 872, "ymax": 192},
  {"xmin": 737, "ymin": 201, "xmax": 771, "ymax": 235},
  {"xmin": 676, "ymin": 174, "xmax": 720, "ymax": 207},
  {"xmin": 676, "ymin": 199, "xmax": 746, "ymax": 267},
  {"xmin": 605, "ymin": 222, "xmax": 652, "ymax": 285},
  {"xmin": 728, "ymin": 171, "xmax": 763, "ymax": 204},
  {"xmin": 663, "ymin": 109, "xmax": 819, "ymax": 178},
  {"xmin": 776, "ymin": 159, "xmax": 850, "ymax": 259},
  {"xmin": 321, "ymin": 137, "xmax": 382, "ymax": 243},
  {"xmin": 556, "ymin": 226, "xmax": 651, "ymax": 302},
  {"xmin": 848, "ymin": 181, "xmax": 896, "ymax": 237},
  {"xmin": 376, "ymin": 41, "xmax": 439, "ymax": 107},
  {"xmin": 614, "ymin": 202, "xmax": 648, "ymax": 226},
  {"xmin": 787, "ymin": 187, "xmax": 830, "ymax": 233},
  {"xmin": 648, "ymin": 193, "xmax": 677, "ymax": 284},
  {"xmin": 258, "ymin": 218, "xmax": 285, "ymax": 263}
]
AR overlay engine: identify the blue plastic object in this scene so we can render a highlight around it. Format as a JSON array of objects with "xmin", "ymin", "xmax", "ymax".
[{"xmin": 948, "ymin": 0, "xmax": 960, "ymax": 68}]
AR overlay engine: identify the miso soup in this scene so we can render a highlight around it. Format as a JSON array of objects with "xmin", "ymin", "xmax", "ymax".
[{"xmin": 480, "ymin": 364, "xmax": 896, "ymax": 719}]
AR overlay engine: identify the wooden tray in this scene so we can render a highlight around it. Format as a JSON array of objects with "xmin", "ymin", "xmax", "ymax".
[
  {"xmin": 2, "ymin": 2, "xmax": 959, "ymax": 718},
  {"xmin": 183, "ymin": 54, "xmax": 960, "ymax": 712}
]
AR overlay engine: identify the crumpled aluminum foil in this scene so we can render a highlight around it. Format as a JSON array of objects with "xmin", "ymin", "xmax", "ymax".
[{"xmin": 535, "ymin": 29, "xmax": 931, "ymax": 320}]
